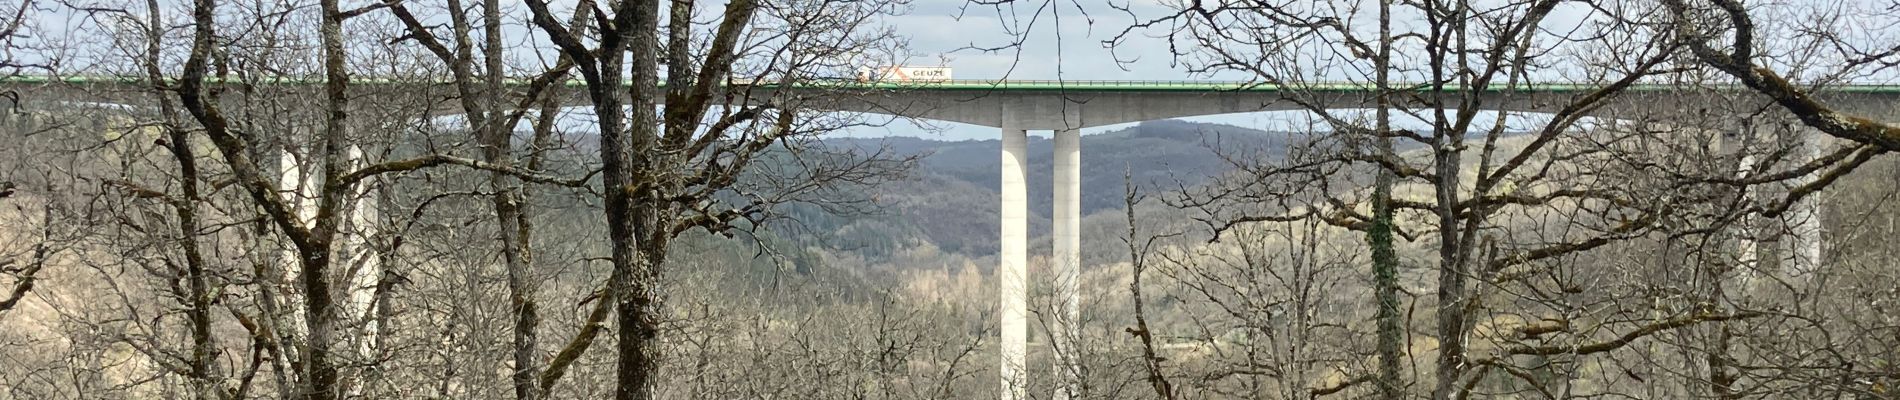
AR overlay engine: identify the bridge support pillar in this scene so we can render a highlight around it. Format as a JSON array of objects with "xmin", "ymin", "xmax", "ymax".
[
  {"xmin": 1052, "ymin": 128, "xmax": 1081, "ymax": 400},
  {"xmin": 1732, "ymin": 128, "xmax": 1826, "ymax": 288},
  {"xmin": 1736, "ymin": 150, "xmax": 1760, "ymax": 281},
  {"xmin": 999, "ymin": 125, "xmax": 1028, "ymax": 400},
  {"xmin": 1787, "ymin": 133, "xmax": 1824, "ymax": 278},
  {"xmin": 279, "ymin": 146, "xmax": 316, "ymax": 338}
]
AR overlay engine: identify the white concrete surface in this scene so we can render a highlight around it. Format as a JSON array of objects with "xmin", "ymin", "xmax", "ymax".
[
  {"xmin": 1051, "ymin": 128, "xmax": 1081, "ymax": 400},
  {"xmin": 999, "ymin": 125, "xmax": 1028, "ymax": 400}
]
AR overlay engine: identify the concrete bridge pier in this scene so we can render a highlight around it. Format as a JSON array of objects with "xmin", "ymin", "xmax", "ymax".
[
  {"xmin": 275, "ymin": 142, "xmax": 382, "ymax": 359},
  {"xmin": 999, "ymin": 125, "xmax": 1084, "ymax": 400},
  {"xmin": 1732, "ymin": 128, "xmax": 1826, "ymax": 288},
  {"xmin": 1735, "ymin": 149, "xmax": 1761, "ymax": 281},
  {"xmin": 1051, "ymin": 128, "xmax": 1081, "ymax": 400},
  {"xmin": 1787, "ymin": 135, "xmax": 1824, "ymax": 278},
  {"xmin": 999, "ymin": 124, "xmax": 1028, "ymax": 400}
]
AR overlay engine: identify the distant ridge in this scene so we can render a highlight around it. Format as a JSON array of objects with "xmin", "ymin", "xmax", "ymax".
[{"xmin": 806, "ymin": 120, "xmax": 1292, "ymax": 256}]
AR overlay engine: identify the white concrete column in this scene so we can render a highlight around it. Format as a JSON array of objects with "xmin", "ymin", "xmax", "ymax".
[
  {"xmin": 279, "ymin": 149, "xmax": 317, "ymax": 229},
  {"xmin": 1051, "ymin": 128, "xmax": 1082, "ymax": 400},
  {"xmin": 999, "ymin": 125, "xmax": 1029, "ymax": 400},
  {"xmin": 272, "ymin": 144, "xmax": 311, "ymax": 382},
  {"xmin": 279, "ymin": 147, "xmax": 315, "ymax": 337},
  {"xmin": 1786, "ymin": 133, "xmax": 1823, "ymax": 279},
  {"xmin": 1736, "ymin": 152, "xmax": 1761, "ymax": 284}
]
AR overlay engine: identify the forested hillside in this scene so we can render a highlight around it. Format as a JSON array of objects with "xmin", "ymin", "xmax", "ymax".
[{"xmin": 789, "ymin": 119, "xmax": 1286, "ymax": 258}]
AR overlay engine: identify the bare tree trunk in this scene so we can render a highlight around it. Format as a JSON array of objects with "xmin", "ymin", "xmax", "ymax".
[
  {"xmin": 158, "ymin": 65, "xmax": 220, "ymax": 400},
  {"xmin": 386, "ymin": 0, "xmax": 571, "ymax": 394},
  {"xmin": 169, "ymin": 116, "xmax": 220, "ymax": 400},
  {"xmin": 468, "ymin": 0, "xmax": 543, "ymax": 395},
  {"xmin": 138, "ymin": 3, "xmax": 221, "ymax": 395},
  {"xmin": 518, "ymin": 0, "xmax": 646, "ymax": 396},
  {"xmin": 1369, "ymin": 1, "xmax": 1403, "ymax": 398},
  {"xmin": 617, "ymin": 0, "xmax": 665, "ymax": 397},
  {"xmin": 1122, "ymin": 174, "xmax": 1175, "ymax": 400},
  {"xmin": 176, "ymin": 0, "xmax": 341, "ymax": 396},
  {"xmin": 147, "ymin": 109, "xmax": 224, "ymax": 400},
  {"xmin": 301, "ymin": 0, "xmax": 352, "ymax": 396},
  {"xmin": 1428, "ymin": 5, "xmax": 1472, "ymax": 398},
  {"xmin": 512, "ymin": 1, "xmax": 890, "ymax": 397},
  {"xmin": 494, "ymin": 64, "xmax": 543, "ymax": 400}
]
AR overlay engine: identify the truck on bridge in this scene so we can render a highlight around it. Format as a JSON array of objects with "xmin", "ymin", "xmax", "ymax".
[{"xmin": 854, "ymin": 66, "xmax": 952, "ymax": 83}]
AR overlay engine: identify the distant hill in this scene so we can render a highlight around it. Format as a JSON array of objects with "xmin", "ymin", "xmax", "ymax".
[
  {"xmin": 831, "ymin": 119, "xmax": 1290, "ymax": 213},
  {"xmin": 807, "ymin": 120, "xmax": 1292, "ymax": 257}
]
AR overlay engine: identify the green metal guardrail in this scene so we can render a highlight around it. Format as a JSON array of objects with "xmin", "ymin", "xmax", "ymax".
[{"xmin": 7, "ymin": 75, "xmax": 1900, "ymax": 94}]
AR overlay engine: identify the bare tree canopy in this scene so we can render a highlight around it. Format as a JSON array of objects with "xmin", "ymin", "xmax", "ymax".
[
  {"xmin": 3, "ymin": 1, "xmax": 1899, "ymax": 399},
  {"xmin": 1665, "ymin": 0, "xmax": 1900, "ymax": 151}
]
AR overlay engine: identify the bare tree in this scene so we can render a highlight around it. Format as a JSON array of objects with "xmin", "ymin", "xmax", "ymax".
[
  {"xmin": 516, "ymin": 0, "xmax": 912, "ymax": 398},
  {"xmin": 1663, "ymin": 0, "xmax": 1900, "ymax": 152},
  {"xmin": 380, "ymin": 1, "xmax": 598, "ymax": 397},
  {"xmin": 0, "ymin": 0, "xmax": 42, "ymax": 107},
  {"xmin": 162, "ymin": 0, "xmax": 539, "ymax": 396},
  {"xmin": 1112, "ymin": 1, "xmax": 1889, "ymax": 398},
  {"xmin": 1120, "ymin": 172, "xmax": 1177, "ymax": 400}
]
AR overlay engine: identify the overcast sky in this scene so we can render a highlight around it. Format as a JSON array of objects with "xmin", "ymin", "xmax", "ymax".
[{"xmin": 887, "ymin": 1, "xmax": 1193, "ymax": 81}]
